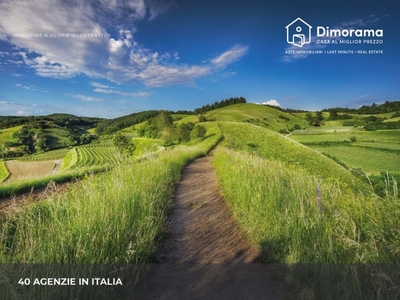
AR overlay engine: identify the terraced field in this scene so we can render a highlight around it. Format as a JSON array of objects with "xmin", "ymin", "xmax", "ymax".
[
  {"xmin": 290, "ymin": 129, "xmax": 400, "ymax": 174},
  {"xmin": 313, "ymin": 145, "xmax": 400, "ymax": 174},
  {"xmin": 17, "ymin": 148, "xmax": 70, "ymax": 161},
  {"xmin": 74, "ymin": 146, "xmax": 118, "ymax": 168}
]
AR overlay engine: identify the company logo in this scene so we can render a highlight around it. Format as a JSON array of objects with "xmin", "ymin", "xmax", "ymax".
[{"xmin": 286, "ymin": 18, "xmax": 312, "ymax": 47}]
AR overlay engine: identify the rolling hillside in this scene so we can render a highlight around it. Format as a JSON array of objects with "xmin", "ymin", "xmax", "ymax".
[{"xmin": 176, "ymin": 103, "xmax": 308, "ymax": 133}]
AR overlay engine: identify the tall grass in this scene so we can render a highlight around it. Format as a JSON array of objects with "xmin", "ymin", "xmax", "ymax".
[
  {"xmin": 60, "ymin": 148, "xmax": 77, "ymax": 171},
  {"xmin": 0, "ymin": 131, "xmax": 222, "ymax": 263},
  {"xmin": 213, "ymin": 147, "xmax": 400, "ymax": 264},
  {"xmin": 219, "ymin": 122, "xmax": 372, "ymax": 195},
  {"xmin": 0, "ymin": 161, "xmax": 9, "ymax": 183}
]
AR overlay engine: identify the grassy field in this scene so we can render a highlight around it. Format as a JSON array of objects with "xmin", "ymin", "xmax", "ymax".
[
  {"xmin": 131, "ymin": 138, "xmax": 164, "ymax": 156},
  {"xmin": 0, "ymin": 129, "xmax": 222, "ymax": 264},
  {"xmin": 290, "ymin": 129, "xmax": 400, "ymax": 176},
  {"xmin": 0, "ymin": 161, "xmax": 9, "ymax": 183},
  {"xmin": 17, "ymin": 148, "xmax": 70, "ymax": 161},
  {"xmin": 60, "ymin": 144, "xmax": 118, "ymax": 171},
  {"xmin": 291, "ymin": 129, "xmax": 400, "ymax": 145},
  {"xmin": 201, "ymin": 103, "xmax": 308, "ymax": 132},
  {"xmin": 0, "ymin": 125, "xmax": 22, "ymax": 146},
  {"xmin": 213, "ymin": 145, "xmax": 399, "ymax": 264},
  {"xmin": 219, "ymin": 122, "xmax": 371, "ymax": 194},
  {"xmin": 313, "ymin": 145, "xmax": 400, "ymax": 174},
  {"xmin": 74, "ymin": 146, "xmax": 118, "ymax": 168},
  {"xmin": 59, "ymin": 148, "xmax": 77, "ymax": 171}
]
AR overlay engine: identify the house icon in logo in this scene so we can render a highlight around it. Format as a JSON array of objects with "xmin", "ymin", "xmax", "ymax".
[{"xmin": 286, "ymin": 18, "xmax": 312, "ymax": 47}]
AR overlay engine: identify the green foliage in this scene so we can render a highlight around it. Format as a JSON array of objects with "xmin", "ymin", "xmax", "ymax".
[
  {"xmin": 138, "ymin": 111, "xmax": 174, "ymax": 140},
  {"xmin": 198, "ymin": 115, "xmax": 207, "ymax": 122},
  {"xmin": 0, "ymin": 114, "xmax": 102, "ymax": 131},
  {"xmin": 323, "ymin": 100, "xmax": 400, "ymax": 114},
  {"xmin": 306, "ymin": 112, "xmax": 323, "ymax": 126},
  {"xmin": 293, "ymin": 123, "xmax": 301, "ymax": 130},
  {"xmin": 390, "ymin": 111, "xmax": 400, "ymax": 119},
  {"xmin": 174, "ymin": 123, "xmax": 191, "ymax": 142},
  {"xmin": 154, "ymin": 111, "xmax": 174, "ymax": 130},
  {"xmin": 0, "ymin": 161, "xmax": 9, "ymax": 182},
  {"xmin": 365, "ymin": 120, "xmax": 400, "ymax": 131},
  {"xmin": 113, "ymin": 133, "xmax": 131, "ymax": 154},
  {"xmin": 190, "ymin": 125, "xmax": 207, "ymax": 139},
  {"xmin": 96, "ymin": 110, "xmax": 158, "ymax": 135}
]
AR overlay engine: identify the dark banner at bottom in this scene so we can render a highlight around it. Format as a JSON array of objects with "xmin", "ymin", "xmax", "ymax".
[{"xmin": 1, "ymin": 264, "xmax": 399, "ymax": 299}]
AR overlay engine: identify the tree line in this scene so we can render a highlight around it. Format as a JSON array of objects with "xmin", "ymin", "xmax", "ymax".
[
  {"xmin": 137, "ymin": 111, "xmax": 206, "ymax": 144},
  {"xmin": 323, "ymin": 101, "xmax": 400, "ymax": 115},
  {"xmin": 0, "ymin": 114, "xmax": 102, "ymax": 130},
  {"xmin": 95, "ymin": 111, "xmax": 159, "ymax": 135},
  {"xmin": 194, "ymin": 97, "xmax": 246, "ymax": 115}
]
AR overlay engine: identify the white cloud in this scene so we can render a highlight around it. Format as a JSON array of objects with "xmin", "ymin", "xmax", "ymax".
[
  {"xmin": 90, "ymin": 82, "xmax": 111, "ymax": 89},
  {"xmin": 0, "ymin": 100, "xmax": 40, "ymax": 115},
  {"xmin": 15, "ymin": 83, "xmax": 34, "ymax": 90},
  {"xmin": 211, "ymin": 45, "xmax": 249, "ymax": 68},
  {"xmin": 0, "ymin": 0, "xmax": 249, "ymax": 87},
  {"xmin": 94, "ymin": 88, "xmax": 150, "ymax": 97},
  {"xmin": 15, "ymin": 110, "xmax": 29, "ymax": 116},
  {"xmin": 74, "ymin": 95, "xmax": 104, "ymax": 102},
  {"xmin": 261, "ymin": 100, "xmax": 280, "ymax": 107}
]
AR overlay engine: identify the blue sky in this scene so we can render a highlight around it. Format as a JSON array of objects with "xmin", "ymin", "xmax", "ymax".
[{"xmin": 0, "ymin": 0, "xmax": 399, "ymax": 118}]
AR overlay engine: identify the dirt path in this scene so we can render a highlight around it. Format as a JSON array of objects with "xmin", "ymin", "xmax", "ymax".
[{"xmin": 133, "ymin": 154, "xmax": 286, "ymax": 299}]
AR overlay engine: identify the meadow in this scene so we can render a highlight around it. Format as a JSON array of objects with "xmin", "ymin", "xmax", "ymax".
[
  {"xmin": 130, "ymin": 138, "xmax": 164, "ymax": 156},
  {"xmin": 175, "ymin": 103, "xmax": 308, "ymax": 133},
  {"xmin": 0, "ymin": 125, "xmax": 22, "ymax": 146},
  {"xmin": 290, "ymin": 129, "xmax": 400, "ymax": 176},
  {"xmin": 312, "ymin": 145, "xmax": 399, "ymax": 174}
]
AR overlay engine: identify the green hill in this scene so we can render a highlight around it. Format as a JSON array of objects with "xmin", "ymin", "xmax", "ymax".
[{"xmin": 202, "ymin": 103, "xmax": 308, "ymax": 133}]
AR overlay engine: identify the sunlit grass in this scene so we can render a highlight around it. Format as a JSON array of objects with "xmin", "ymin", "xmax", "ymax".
[
  {"xmin": 0, "ymin": 161, "xmax": 9, "ymax": 183},
  {"xmin": 214, "ymin": 147, "xmax": 400, "ymax": 264}
]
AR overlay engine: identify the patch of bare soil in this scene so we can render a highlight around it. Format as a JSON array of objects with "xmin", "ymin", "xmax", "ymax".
[
  {"xmin": 158, "ymin": 155, "xmax": 259, "ymax": 263},
  {"xmin": 133, "ymin": 154, "xmax": 287, "ymax": 299},
  {"xmin": 5, "ymin": 160, "xmax": 57, "ymax": 182}
]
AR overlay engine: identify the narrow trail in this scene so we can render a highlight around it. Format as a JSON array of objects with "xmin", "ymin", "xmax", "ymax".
[{"xmin": 134, "ymin": 154, "xmax": 286, "ymax": 299}]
